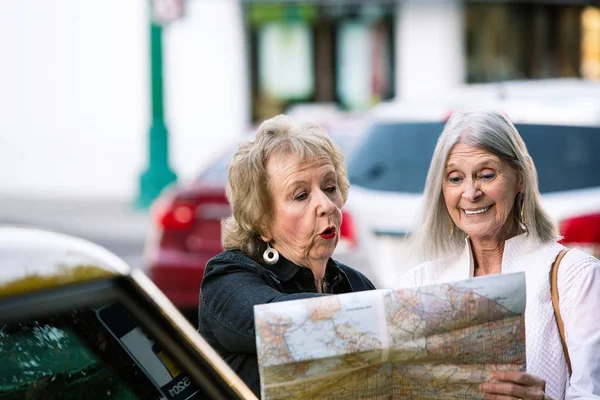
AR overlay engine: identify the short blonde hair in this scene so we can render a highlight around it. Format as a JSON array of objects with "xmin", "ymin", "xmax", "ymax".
[
  {"xmin": 412, "ymin": 109, "xmax": 559, "ymax": 261},
  {"xmin": 221, "ymin": 114, "xmax": 349, "ymax": 260}
]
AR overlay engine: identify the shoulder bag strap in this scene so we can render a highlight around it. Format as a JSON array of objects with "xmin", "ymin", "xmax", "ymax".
[{"xmin": 550, "ymin": 248, "xmax": 572, "ymax": 376}]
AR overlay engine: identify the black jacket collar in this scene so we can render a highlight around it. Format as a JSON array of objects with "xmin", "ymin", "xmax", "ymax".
[{"xmin": 262, "ymin": 255, "xmax": 347, "ymax": 294}]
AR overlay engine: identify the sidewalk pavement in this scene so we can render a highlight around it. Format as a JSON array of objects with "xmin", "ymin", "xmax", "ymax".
[{"xmin": 0, "ymin": 196, "xmax": 151, "ymax": 268}]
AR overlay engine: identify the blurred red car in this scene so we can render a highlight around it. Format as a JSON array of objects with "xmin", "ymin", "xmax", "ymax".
[{"xmin": 143, "ymin": 117, "xmax": 370, "ymax": 321}]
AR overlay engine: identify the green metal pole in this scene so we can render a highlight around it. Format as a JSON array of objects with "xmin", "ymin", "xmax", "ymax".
[{"xmin": 136, "ymin": 16, "xmax": 177, "ymax": 208}]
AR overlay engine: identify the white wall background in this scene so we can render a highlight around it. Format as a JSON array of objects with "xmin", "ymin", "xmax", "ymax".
[
  {"xmin": 396, "ymin": 0, "xmax": 465, "ymax": 100},
  {"xmin": 0, "ymin": 0, "xmax": 249, "ymax": 199}
]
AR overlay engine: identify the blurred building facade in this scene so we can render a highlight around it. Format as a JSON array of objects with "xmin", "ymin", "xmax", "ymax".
[
  {"xmin": 1, "ymin": 0, "xmax": 599, "ymax": 199},
  {"xmin": 244, "ymin": 0, "xmax": 465, "ymax": 120},
  {"xmin": 245, "ymin": 0, "xmax": 600, "ymax": 120}
]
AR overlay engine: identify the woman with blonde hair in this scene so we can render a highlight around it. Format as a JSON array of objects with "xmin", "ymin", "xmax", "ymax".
[
  {"xmin": 396, "ymin": 109, "xmax": 600, "ymax": 399},
  {"xmin": 197, "ymin": 115, "xmax": 375, "ymax": 396}
]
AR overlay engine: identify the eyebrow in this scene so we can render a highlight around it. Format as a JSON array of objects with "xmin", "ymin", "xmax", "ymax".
[
  {"xmin": 446, "ymin": 157, "xmax": 500, "ymax": 170},
  {"xmin": 284, "ymin": 169, "xmax": 337, "ymax": 191},
  {"xmin": 284, "ymin": 179, "xmax": 308, "ymax": 192},
  {"xmin": 323, "ymin": 170, "xmax": 337, "ymax": 180}
]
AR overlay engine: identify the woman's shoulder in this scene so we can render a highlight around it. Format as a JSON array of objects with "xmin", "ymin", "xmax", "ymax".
[
  {"xmin": 205, "ymin": 249, "xmax": 262, "ymax": 276},
  {"xmin": 558, "ymin": 247, "xmax": 600, "ymax": 281},
  {"xmin": 209, "ymin": 248, "xmax": 251, "ymax": 262},
  {"xmin": 562, "ymin": 247, "xmax": 599, "ymax": 265}
]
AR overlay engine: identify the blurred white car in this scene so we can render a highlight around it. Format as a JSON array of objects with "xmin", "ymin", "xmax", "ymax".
[
  {"xmin": 344, "ymin": 108, "xmax": 600, "ymax": 285},
  {"xmin": 381, "ymin": 78, "xmax": 600, "ymax": 126}
]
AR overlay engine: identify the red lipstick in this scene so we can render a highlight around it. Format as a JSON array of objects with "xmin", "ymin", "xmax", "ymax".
[{"xmin": 320, "ymin": 227, "xmax": 336, "ymax": 239}]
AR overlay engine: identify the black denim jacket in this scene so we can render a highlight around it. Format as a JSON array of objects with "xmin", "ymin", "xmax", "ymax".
[{"xmin": 197, "ymin": 249, "xmax": 376, "ymax": 397}]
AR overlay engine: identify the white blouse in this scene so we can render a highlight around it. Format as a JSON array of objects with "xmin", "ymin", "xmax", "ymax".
[{"xmin": 394, "ymin": 234, "xmax": 600, "ymax": 400}]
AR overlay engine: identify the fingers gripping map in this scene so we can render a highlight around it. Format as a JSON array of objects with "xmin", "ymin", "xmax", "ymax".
[{"xmin": 254, "ymin": 272, "xmax": 526, "ymax": 399}]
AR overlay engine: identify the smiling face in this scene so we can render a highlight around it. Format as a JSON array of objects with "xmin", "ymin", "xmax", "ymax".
[
  {"xmin": 443, "ymin": 143, "xmax": 522, "ymax": 244},
  {"xmin": 261, "ymin": 152, "xmax": 343, "ymax": 269}
]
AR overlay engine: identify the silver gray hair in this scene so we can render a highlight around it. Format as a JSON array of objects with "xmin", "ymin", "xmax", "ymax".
[{"xmin": 411, "ymin": 109, "xmax": 559, "ymax": 261}]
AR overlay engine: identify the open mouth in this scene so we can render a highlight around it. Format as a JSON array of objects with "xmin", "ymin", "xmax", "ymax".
[
  {"xmin": 320, "ymin": 227, "xmax": 336, "ymax": 239},
  {"xmin": 463, "ymin": 206, "xmax": 491, "ymax": 215}
]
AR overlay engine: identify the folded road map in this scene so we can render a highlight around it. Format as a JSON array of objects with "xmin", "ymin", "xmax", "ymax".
[{"xmin": 254, "ymin": 272, "xmax": 526, "ymax": 399}]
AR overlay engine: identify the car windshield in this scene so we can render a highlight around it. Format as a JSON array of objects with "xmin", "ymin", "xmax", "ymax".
[{"xmin": 347, "ymin": 122, "xmax": 600, "ymax": 194}]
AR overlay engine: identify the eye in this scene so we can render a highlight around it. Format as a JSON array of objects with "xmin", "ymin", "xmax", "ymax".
[
  {"xmin": 447, "ymin": 175, "xmax": 462, "ymax": 184},
  {"xmin": 325, "ymin": 186, "xmax": 337, "ymax": 194},
  {"xmin": 294, "ymin": 192, "xmax": 308, "ymax": 201},
  {"xmin": 480, "ymin": 172, "xmax": 496, "ymax": 181}
]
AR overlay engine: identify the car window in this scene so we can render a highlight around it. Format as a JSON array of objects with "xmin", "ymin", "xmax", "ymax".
[
  {"xmin": 0, "ymin": 302, "xmax": 198, "ymax": 400},
  {"xmin": 347, "ymin": 121, "xmax": 600, "ymax": 194},
  {"xmin": 517, "ymin": 124, "xmax": 600, "ymax": 193},
  {"xmin": 347, "ymin": 122, "xmax": 445, "ymax": 193}
]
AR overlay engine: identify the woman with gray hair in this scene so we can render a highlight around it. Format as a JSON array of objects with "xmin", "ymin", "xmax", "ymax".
[
  {"xmin": 396, "ymin": 109, "xmax": 600, "ymax": 399},
  {"xmin": 197, "ymin": 114, "xmax": 375, "ymax": 397}
]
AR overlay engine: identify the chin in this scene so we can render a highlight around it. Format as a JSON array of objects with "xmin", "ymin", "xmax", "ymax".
[{"xmin": 312, "ymin": 249, "xmax": 335, "ymax": 262}]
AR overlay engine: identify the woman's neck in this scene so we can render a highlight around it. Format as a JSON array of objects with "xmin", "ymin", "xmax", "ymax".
[
  {"xmin": 314, "ymin": 276, "xmax": 326, "ymax": 293},
  {"xmin": 284, "ymin": 255, "xmax": 328, "ymax": 293},
  {"xmin": 276, "ymin": 247, "xmax": 329, "ymax": 291},
  {"xmin": 309, "ymin": 263, "xmax": 328, "ymax": 293},
  {"xmin": 470, "ymin": 221, "xmax": 520, "ymax": 276},
  {"xmin": 470, "ymin": 238, "xmax": 506, "ymax": 276}
]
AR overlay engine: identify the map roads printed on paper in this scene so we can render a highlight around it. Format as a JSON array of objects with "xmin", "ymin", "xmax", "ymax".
[{"xmin": 254, "ymin": 272, "xmax": 526, "ymax": 400}]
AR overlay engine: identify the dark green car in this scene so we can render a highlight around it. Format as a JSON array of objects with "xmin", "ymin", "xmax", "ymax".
[{"xmin": 0, "ymin": 227, "xmax": 256, "ymax": 400}]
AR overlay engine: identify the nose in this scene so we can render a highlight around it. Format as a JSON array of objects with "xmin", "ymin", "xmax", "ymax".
[
  {"xmin": 461, "ymin": 180, "xmax": 482, "ymax": 202},
  {"xmin": 316, "ymin": 190, "xmax": 335, "ymax": 216}
]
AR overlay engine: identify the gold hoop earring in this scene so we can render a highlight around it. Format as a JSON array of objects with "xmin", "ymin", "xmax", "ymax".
[
  {"xmin": 447, "ymin": 216, "xmax": 454, "ymax": 236},
  {"xmin": 519, "ymin": 196, "xmax": 527, "ymax": 231}
]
